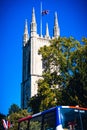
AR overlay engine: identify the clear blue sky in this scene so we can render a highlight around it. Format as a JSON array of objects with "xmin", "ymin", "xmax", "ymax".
[{"xmin": 0, "ymin": 0, "xmax": 87, "ymax": 115}]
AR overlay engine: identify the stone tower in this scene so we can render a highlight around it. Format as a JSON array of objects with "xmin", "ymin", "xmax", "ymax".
[{"xmin": 21, "ymin": 8, "xmax": 60, "ymax": 109}]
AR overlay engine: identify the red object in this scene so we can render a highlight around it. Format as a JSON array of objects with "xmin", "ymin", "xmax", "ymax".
[
  {"xmin": 7, "ymin": 121, "xmax": 11, "ymax": 128},
  {"xmin": 18, "ymin": 116, "xmax": 32, "ymax": 123}
]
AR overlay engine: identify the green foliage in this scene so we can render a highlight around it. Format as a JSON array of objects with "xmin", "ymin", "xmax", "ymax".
[
  {"xmin": 39, "ymin": 37, "xmax": 81, "ymax": 87},
  {"xmin": 29, "ymin": 79, "xmax": 57, "ymax": 113},
  {"xmin": 30, "ymin": 121, "xmax": 41, "ymax": 130},
  {"xmin": 61, "ymin": 37, "xmax": 87, "ymax": 106},
  {"xmin": 38, "ymin": 79, "xmax": 57, "ymax": 111},
  {"xmin": 6, "ymin": 104, "xmax": 30, "ymax": 130},
  {"xmin": 29, "ymin": 94, "xmax": 41, "ymax": 114},
  {"xmin": 8, "ymin": 109, "xmax": 29, "ymax": 130},
  {"xmin": 8, "ymin": 104, "xmax": 21, "ymax": 115},
  {"xmin": 29, "ymin": 36, "xmax": 87, "ymax": 113}
]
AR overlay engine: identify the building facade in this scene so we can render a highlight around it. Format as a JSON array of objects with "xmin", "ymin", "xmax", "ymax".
[{"xmin": 21, "ymin": 8, "xmax": 60, "ymax": 109}]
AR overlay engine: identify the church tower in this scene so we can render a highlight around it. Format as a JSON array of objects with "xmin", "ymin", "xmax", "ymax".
[{"xmin": 21, "ymin": 8, "xmax": 60, "ymax": 109}]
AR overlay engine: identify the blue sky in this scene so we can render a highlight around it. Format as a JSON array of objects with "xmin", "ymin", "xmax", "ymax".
[{"xmin": 0, "ymin": 0, "xmax": 87, "ymax": 115}]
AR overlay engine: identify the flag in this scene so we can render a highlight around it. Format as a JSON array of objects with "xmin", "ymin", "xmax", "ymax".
[
  {"xmin": 2, "ymin": 119, "xmax": 8, "ymax": 129},
  {"xmin": 2, "ymin": 119, "xmax": 13, "ymax": 129},
  {"xmin": 7, "ymin": 121, "xmax": 11, "ymax": 128},
  {"xmin": 42, "ymin": 10, "xmax": 49, "ymax": 15}
]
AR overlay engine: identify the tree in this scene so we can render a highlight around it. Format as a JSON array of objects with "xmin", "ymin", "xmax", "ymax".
[
  {"xmin": 38, "ymin": 79, "xmax": 57, "ymax": 111},
  {"xmin": 39, "ymin": 37, "xmax": 81, "ymax": 86},
  {"xmin": 29, "ymin": 37, "xmax": 87, "ymax": 113},
  {"xmin": 8, "ymin": 104, "xmax": 21, "ymax": 115},
  {"xmin": 8, "ymin": 109, "xmax": 29, "ymax": 130},
  {"xmin": 62, "ymin": 38, "xmax": 87, "ymax": 106},
  {"xmin": 29, "ymin": 94, "xmax": 41, "ymax": 114},
  {"xmin": 29, "ymin": 79, "xmax": 57, "ymax": 113}
]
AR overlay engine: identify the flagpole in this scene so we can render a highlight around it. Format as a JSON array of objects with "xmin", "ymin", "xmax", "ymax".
[{"xmin": 40, "ymin": 2, "xmax": 42, "ymax": 37}]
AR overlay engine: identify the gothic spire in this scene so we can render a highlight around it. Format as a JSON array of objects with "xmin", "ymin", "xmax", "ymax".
[
  {"xmin": 53, "ymin": 12, "xmax": 60, "ymax": 38},
  {"xmin": 45, "ymin": 23, "xmax": 49, "ymax": 38},
  {"xmin": 32, "ymin": 8, "xmax": 36, "ymax": 23},
  {"xmin": 23, "ymin": 19, "xmax": 29, "ymax": 46},
  {"xmin": 30, "ymin": 7, "xmax": 37, "ymax": 37}
]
